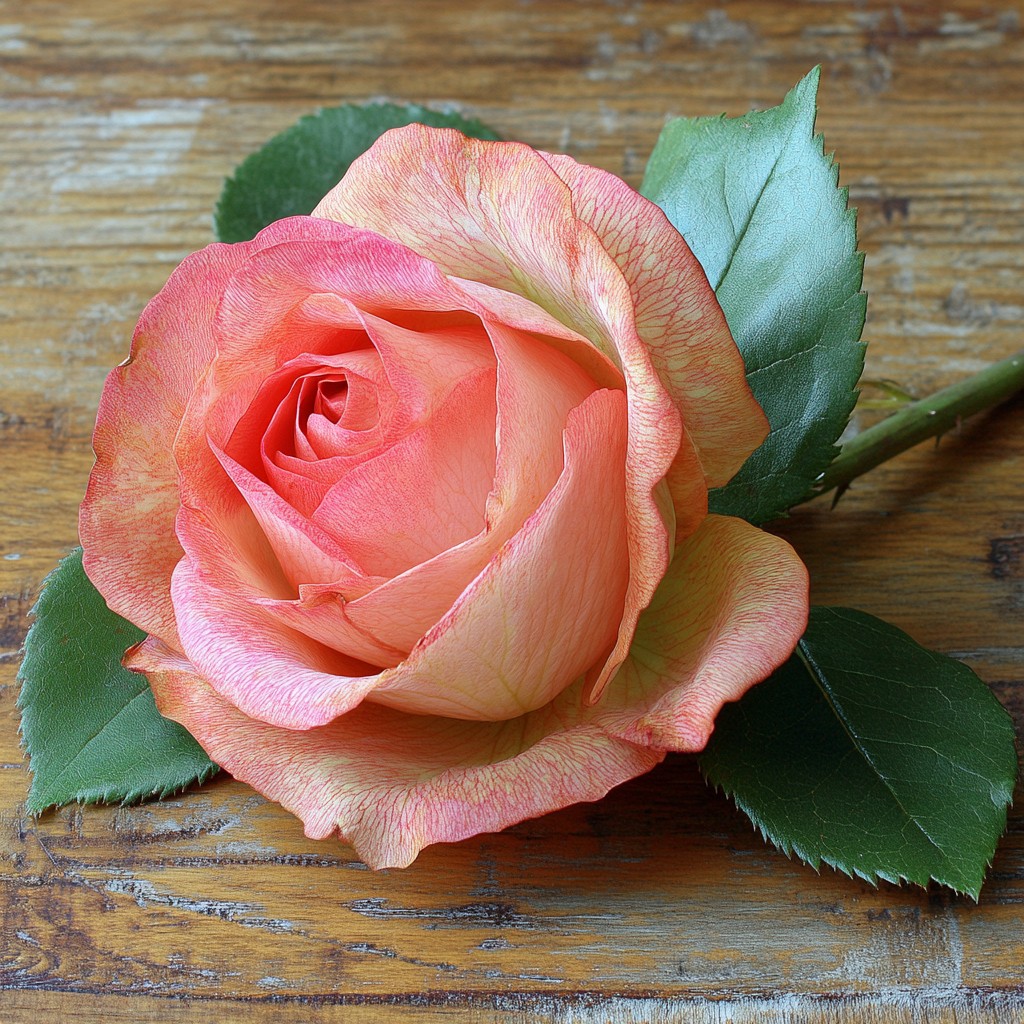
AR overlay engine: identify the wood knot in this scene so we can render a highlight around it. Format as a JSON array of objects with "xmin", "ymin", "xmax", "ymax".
[{"xmin": 988, "ymin": 536, "xmax": 1024, "ymax": 579}]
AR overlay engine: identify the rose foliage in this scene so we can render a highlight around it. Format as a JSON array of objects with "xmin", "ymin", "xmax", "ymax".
[{"xmin": 79, "ymin": 126, "xmax": 809, "ymax": 868}]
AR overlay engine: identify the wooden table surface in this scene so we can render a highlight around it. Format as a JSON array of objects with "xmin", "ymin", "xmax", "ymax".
[{"xmin": 2, "ymin": 1, "xmax": 1023, "ymax": 1020}]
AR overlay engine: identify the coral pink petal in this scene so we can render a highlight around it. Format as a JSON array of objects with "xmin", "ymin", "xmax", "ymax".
[
  {"xmin": 313, "ymin": 366, "xmax": 498, "ymax": 576},
  {"xmin": 225, "ymin": 346, "xmax": 389, "ymax": 471},
  {"xmin": 207, "ymin": 443, "xmax": 372, "ymax": 593},
  {"xmin": 484, "ymin": 320, "xmax": 600, "ymax": 530},
  {"xmin": 451, "ymin": 277, "xmax": 624, "ymax": 394},
  {"xmin": 540, "ymin": 153, "xmax": 768, "ymax": 488},
  {"xmin": 80, "ymin": 239, "xmax": 257, "ymax": 645},
  {"xmin": 149, "ymin": 656, "xmax": 663, "ymax": 869},
  {"xmin": 263, "ymin": 373, "xmax": 385, "ymax": 518},
  {"xmin": 169, "ymin": 511, "xmax": 384, "ymax": 729},
  {"xmin": 314, "ymin": 128, "xmax": 649, "ymax": 374},
  {"xmin": 353, "ymin": 309, "xmax": 497, "ymax": 410},
  {"xmin": 331, "ymin": 318, "xmax": 601, "ymax": 656},
  {"xmin": 594, "ymin": 515, "xmax": 809, "ymax": 751},
  {"xmin": 317, "ymin": 125, "xmax": 681, "ymax": 718},
  {"xmin": 210, "ymin": 223, "xmax": 481, "ymax": 400},
  {"xmin": 255, "ymin": 590, "xmax": 408, "ymax": 668},
  {"xmin": 368, "ymin": 388, "xmax": 630, "ymax": 721},
  {"xmin": 337, "ymin": 545, "xmax": 496, "ymax": 659}
]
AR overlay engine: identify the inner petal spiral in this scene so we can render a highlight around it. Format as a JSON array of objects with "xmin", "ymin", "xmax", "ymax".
[{"xmin": 219, "ymin": 315, "xmax": 501, "ymax": 585}]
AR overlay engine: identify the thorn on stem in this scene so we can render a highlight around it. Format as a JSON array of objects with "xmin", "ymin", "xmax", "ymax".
[{"xmin": 830, "ymin": 483, "xmax": 850, "ymax": 510}]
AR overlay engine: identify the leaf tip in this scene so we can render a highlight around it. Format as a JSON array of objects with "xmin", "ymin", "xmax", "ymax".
[{"xmin": 797, "ymin": 64, "xmax": 822, "ymax": 98}]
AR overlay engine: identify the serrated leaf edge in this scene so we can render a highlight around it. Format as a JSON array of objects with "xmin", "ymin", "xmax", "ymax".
[
  {"xmin": 697, "ymin": 602, "xmax": 1019, "ymax": 902},
  {"xmin": 680, "ymin": 67, "xmax": 867, "ymax": 523},
  {"xmin": 25, "ymin": 760, "xmax": 224, "ymax": 817},
  {"xmin": 699, "ymin": 767, "xmax": 992, "ymax": 901},
  {"xmin": 16, "ymin": 547, "xmax": 221, "ymax": 816}
]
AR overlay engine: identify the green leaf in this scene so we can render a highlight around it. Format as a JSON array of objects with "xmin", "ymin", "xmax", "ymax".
[
  {"xmin": 641, "ymin": 67, "xmax": 866, "ymax": 524},
  {"xmin": 18, "ymin": 548, "xmax": 219, "ymax": 813},
  {"xmin": 215, "ymin": 103, "xmax": 502, "ymax": 243},
  {"xmin": 700, "ymin": 607, "xmax": 1018, "ymax": 898}
]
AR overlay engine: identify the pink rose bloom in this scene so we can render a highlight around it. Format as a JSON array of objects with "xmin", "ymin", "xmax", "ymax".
[{"xmin": 80, "ymin": 126, "xmax": 808, "ymax": 868}]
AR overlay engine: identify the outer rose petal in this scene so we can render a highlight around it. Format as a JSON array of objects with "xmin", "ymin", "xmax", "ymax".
[
  {"xmin": 168, "ymin": 505, "xmax": 384, "ymax": 729},
  {"xmin": 143, "ymin": 514, "xmax": 804, "ymax": 869},
  {"xmin": 538, "ymin": 153, "xmax": 768, "ymax": 488},
  {"xmin": 209, "ymin": 224, "xmax": 486, "ymax": 394},
  {"xmin": 147, "ymin": 650, "xmax": 663, "ymax": 870},
  {"xmin": 80, "ymin": 240, "xmax": 258, "ymax": 645},
  {"xmin": 593, "ymin": 515, "xmax": 810, "ymax": 751}
]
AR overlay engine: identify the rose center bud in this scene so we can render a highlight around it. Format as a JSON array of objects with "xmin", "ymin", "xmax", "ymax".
[
  {"xmin": 205, "ymin": 294, "xmax": 633, "ymax": 722},
  {"xmin": 312, "ymin": 378, "xmax": 349, "ymax": 423},
  {"xmin": 219, "ymin": 317, "xmax": 501, "ymax": 590}
]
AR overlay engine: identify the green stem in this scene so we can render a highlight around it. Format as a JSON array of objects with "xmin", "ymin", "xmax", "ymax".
[{"xmin": 799, "ymin": 349, "xmax": 1024, "ymax": 505}]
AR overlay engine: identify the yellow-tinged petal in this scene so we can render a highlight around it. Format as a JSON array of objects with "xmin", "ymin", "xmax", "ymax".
[{"xmin": 594, "ymin": 515, "xmax": 809, "ymax": 751}]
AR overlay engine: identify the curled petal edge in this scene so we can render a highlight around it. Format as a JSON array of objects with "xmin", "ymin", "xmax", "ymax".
[
  {"xmin": 593, "ymin": 514, "xmax": 810, "ymax": 752},
  {"xmin": 139, "ymin": 514, "xmax": 806, "ymax": 868},
  {"xmin": 149, "ymin": 654, "xmax": 664, "ymax": 869}
]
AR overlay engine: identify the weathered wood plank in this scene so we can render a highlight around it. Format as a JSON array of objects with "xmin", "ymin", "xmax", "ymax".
[
  {"xmin": 2, "ymin": 0, "xmax": 1023, "ymax": 1019},
  {"xmin": 2, "ymin": 988, "xmax": 1023, "ymax": 1023}
]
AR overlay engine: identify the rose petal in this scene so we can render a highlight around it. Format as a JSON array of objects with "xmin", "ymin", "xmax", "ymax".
[
  {"xmin": 314, "ymin": 129, "xmax": 623, "ymax": 356},
  {"xmin": 312, "ymin": 365, "xmax": 497, "ymax": 577},
  {"xmin": 352, "ymin": 308, "xmax": 497, "ymax": 412},
  {"xmin": 368, "ymin": 387, "xmax": 629, "ymax": 720},
  {"xmin": 141, "ymin": 512, "xmax": 804, "ymax": 867},
  {"xmin": 234, "ymin": 310, "xmax": 499, "ymax": 521},
  {"xmin": 148, "ymin": 654, "xmax": 662, "ymax": 870},
  {"xmin": 539, "ymin": 153, "xmax": 768, "ymax": 488},
  {"xmin": 231, "ymin": 347, "xmax": 389, "ymax": 469},
  {"xmin": 594, "ymin": 514, "xmax": 810, "ymax": 750},
  {"xmin": 210, "ymin": 223, "xmax": 482, "ymax": 398},
  {"xmin": 316, "ymin": 125, "xmax": 682, "ymax": 721},
  {"xmin": 253, "ymin": 589, "xmax": 408, "ymax": 668},
  {"xmin": 483, "ymin": 320, "xmax": 600, "ymax": 529},
  {"xmin": 451, "ymin": 277, "xmax": 624, "ymax": 393},
  {"xmin": 169, "ymin": 508, "xmax": 385, "ymax": 729},
  {"xmin": 325, "ymin": 317, "xmax": 603, "ymax": 657},
  {"xmin": 207, "ymin": 443, "xmax": 372, "ymax": 592},
  {"xmin": 80, "ymin": 239, "xmax": 257, "ymax": 644}
]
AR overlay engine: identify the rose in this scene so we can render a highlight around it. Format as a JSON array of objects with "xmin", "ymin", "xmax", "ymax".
[{"xmin": 80, "ymin": 125, "xmax": 808, "ymax": 868}]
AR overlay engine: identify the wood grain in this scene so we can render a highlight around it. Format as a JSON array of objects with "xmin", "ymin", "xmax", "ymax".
[{"xmin": 2, "ymin": 1, "xmax": 1023, "ymax": 1020}]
